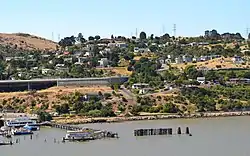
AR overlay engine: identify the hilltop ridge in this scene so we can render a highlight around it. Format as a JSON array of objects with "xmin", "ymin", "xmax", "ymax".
[{"xmin": 0, "ymin": 33, "xmax": 58, "ymax": 51}]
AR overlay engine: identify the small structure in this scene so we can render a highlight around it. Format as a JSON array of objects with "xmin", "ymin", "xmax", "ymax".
[
  {"xmin": 232, "ymin": 56, "xmax": 244, "ymax": 64},
  {"xmin": 98, "ymin": 58, "xmax": 109, "ymax": 67},
  {"xmin": 197, "ymin": 77, "xmax": 205, "ymax": 84},
  {"xmin": 132, "ymin": 83, "xmax": 149, "ymax": 89},
  {"xmin": 182, "ymin": 55, "xmax": 192, "ymax": 63},
  {"xmin": 228, "ymin": 78, "xmax": 250, "ymax": 84},
  {"xmin": 175, "ymin": 56, "xmax": 183, "ymax": 64}
]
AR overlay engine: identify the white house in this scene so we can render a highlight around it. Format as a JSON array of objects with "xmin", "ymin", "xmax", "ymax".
[
  {"xmin": 232, "ymin": 56, "xmax": 244, "ymax": 64},
  {"xmin": 197, "ymin": 77, "xmax": 206, "ymax": 84},
  {"xmin": 134, "ymin": 47, "xmax": 150, "ymax": 53},
  {"xmin": 132, "ymin": 83, "xmax": 150, "ymax": 89},
  {"xmin": 42, "ymin": 68, "xmax": 52, "ymax": 75},
  {"xmin": 175, "ymin": 57, "xmax": 183, "ymax": 64},
  {"xmin": 116, "ymin": 42, "xmax": 128, "ymax": 49},
  {"xmin": 98, "ymin": 58, "xmax": 109, "ymax": 67}
]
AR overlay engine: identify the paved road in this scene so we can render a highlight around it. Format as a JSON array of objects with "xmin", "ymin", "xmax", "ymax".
[{"xmin": 120, "ymin": 86, "xmax": 135, "ymax": 99}]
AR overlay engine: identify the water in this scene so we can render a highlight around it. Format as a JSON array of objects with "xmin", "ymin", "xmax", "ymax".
[{"xmin": 1, "ymin": 116, "xmax": 250, "ymax": 156}]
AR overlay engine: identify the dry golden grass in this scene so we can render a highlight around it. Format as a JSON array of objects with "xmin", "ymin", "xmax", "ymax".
[
  {"xmin": 98, "ymin": 67, "xmax": 132, "ymax": 76},
  {"xmin": 0, "ymin": 86, "xmax": 113, "ymax": 106},
  {"xmin": 171, "ymin": 57, "xmax": 249, "ymax": 70},
  {"xmin": 0, "ymin": 33, "xmax": 58, "ymax": 51}
]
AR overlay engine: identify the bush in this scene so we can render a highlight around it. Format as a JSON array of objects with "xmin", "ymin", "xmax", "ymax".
[
  {"xmin": 104, "ymin": 93, "xmax": 112, "ymax": 99},
  {"xmin": 87, "ymin": 110, "xmax": 102, "ymax": 117}
]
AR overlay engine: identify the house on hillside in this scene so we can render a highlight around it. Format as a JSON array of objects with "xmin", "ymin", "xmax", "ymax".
[
  {"xmin": 232, "ymin": 56, "xmax": 244, "ymax": 64},
  {"xmin": 134, "ymin": 47, "xmax": 150, "ymax": 53},
  {"xmin": 42, "ymin": 68, "xmax": 53, "ymax": 75},
  {"xmin": 228, "ymin": 78, "xmax": 250, "ymax": 84},
  {"xmin": 98, "ymin": 58, "xmax": 109, "ymax": 67},
  {"xmin": 182, "ymin": 55, "xmax": 192, "ymax": 63},
  {"xmin": 64, "ymin": 57, "xmax": 72, "ymax": 63},
  {"xmin": 132, "ymin": 83, "xmax": 149, "ymax": 89},
  {"xmin": 175, "ymin": 56, "xmax": 183, "ymax": 64},
  {"xmin": 116, "ymin": 42, "xmax": 128, "ymax": 49},
  {"xmin": 197, "ymin": 77, "xmax": 206, "ymax": 84}
]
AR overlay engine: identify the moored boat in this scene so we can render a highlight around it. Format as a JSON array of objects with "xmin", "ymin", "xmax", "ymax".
[
  {"xmin": 0, "ymin": 141, "xmax": 13, "ymax": 146},
  {"xmin": 65, "ymin": 130, "xmax": 93, "ymax": 141},
  {"xmin": 5, "ymin": 117, "xmax": 37, "ymax": 128},
  {"xmin": 11, "ymin": 128, "xmax": 33, "ymax": 135},
  {"xmin": 23, "ymin": 123, "xmax": 39, "ymax": 131}
]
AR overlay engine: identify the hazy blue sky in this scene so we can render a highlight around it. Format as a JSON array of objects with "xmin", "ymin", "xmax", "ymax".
[{"xmin": 1, "ymin": 0, "xmax": 249, "ymax": 41}]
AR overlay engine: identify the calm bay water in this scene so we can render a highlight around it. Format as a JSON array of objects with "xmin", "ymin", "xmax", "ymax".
[{"xmin": 1, "ymin": 116, "xmax": 250, "ymax": 156}]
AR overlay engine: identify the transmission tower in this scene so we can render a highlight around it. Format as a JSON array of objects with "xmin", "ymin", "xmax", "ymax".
[
  {"xmin": 162, "ymin": 25, "xmax": 165, "ymax": 34},
  {"xmin": 52, "ymin": 32, "xmax": 54, "ymax": 41},
  {"xmin": 58, "ymin": 34, "xmax": 61, "ymax": 41},
  {"xmin": 173, "ymin": 24, "xmax": 176, "ymax": 37},
  {"xmin": 135, "ymin": 28, "xmax": 138, "ymax": 38},
  {"xmin": 246, "ymin": 27, "xmax": 250, "ymax": 39}
]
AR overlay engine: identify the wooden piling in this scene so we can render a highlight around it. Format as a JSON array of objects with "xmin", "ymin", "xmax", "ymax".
[
  {"xmin": 177, "ymin": 127, "xmax": 181, "ymax": 135},
  {"xmin": 185, "ymin": 127, "xmax": 190, "ymax": 134}
]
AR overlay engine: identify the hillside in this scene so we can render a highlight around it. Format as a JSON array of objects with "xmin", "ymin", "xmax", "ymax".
[
  {"xmin": 0, "ymin": 33, "xmax": 58, "ymax": 51},
  {"xmin": 171, "ymin": 57, "xmax": 250, "ymax": 70}
]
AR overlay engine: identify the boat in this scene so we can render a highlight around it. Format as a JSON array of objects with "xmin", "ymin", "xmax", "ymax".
[
  {"xmin": 11, "ymin": 128, "xmax": 33, "ymax": 135},
  {"xmin": 0, "ymin": 141, "xmax": 13, "ymax": 146},
  {"xmin": 65, "ymin": 130, "xmax": 94, "ymax": 141},
  {"xmin": 5, "ymin": 117, "xmax": 37, "ymax": 128},
  {"xmin": 0, "ymin": 126, "xmax": 10, "ymax": 131},
  {"xmin": 23, "ymin": 123, "xmax": 39, "ymax": 131}
]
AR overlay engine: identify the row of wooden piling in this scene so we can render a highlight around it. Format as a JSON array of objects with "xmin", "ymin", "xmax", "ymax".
[{"xmin": 134, "ymin": 127, "xmax": 191, "ymax": 136}]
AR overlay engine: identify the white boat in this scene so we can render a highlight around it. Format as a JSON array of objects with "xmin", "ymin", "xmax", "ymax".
[
  {"xmin": 5, "ymin": 117, "xmax": 37, "ymax": 127},
  {"xmin": 0, "ymin": 126, "xmax": 10, "ymax": 131},
  {"xmin": 65, "ymin": 130, "xmax": 93, "ymax": 141},
  {"xmin": 11, "ymin": 128, "xmax": 33, "ymax": 135}
]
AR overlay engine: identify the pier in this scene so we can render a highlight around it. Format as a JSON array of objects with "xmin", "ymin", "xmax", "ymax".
[
  {"xmin": 134, "ymin": 127, "xmax": 191, "ymax": 136},
  {"xmin": 49, "ymin": 123, "xmax": 119, "ymax": 142}
]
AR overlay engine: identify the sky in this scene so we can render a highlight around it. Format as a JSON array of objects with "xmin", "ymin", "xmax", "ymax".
[{"xmin": 1, "ymin": 0, "xmax": 250, "ymax": 41}]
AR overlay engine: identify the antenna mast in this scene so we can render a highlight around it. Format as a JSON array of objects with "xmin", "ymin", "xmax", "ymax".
[
  {"xmin": 52, "ymin": 32, "xmax": 54, "ymax": 41},
  {"xmin": 162, "ymin": 25, "xmax": 165, "ymax": 34},
  {"xmin": 246, "ymin": 27, "xmax": 249, "ymax": 39},
  {"xmin": 136, "ymin": 28, "xmax": 138, "ymax": 38},
  {"xmin": 173, "ymin": 24, "xmax": 176, "ymax": 37},
  {"xmin": 58, "ymin": 34, "xmax": 61, "ymax": 42}
]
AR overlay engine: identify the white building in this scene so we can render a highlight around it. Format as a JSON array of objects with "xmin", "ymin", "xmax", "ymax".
[
  {"xmin": 232, "ymin": 56, "xmax": 244, "ymax": 64},
  {"xmin": 134, "ymin": 47, "xmax": 150, "ymax": 53},
  {"xmin": 132, "ymin": 83, "xmax": 149, "ymax": 89},
  {"xmin": 175, "ymin": 57, "xmax": 183, "ymax": 64},
  {"xmin": 98, "ymin": 58, "xmax": 109, "ymax": 67},
  {"xmin": 197, "ymin": 77, "xmax": 205, "ymax": 84}
]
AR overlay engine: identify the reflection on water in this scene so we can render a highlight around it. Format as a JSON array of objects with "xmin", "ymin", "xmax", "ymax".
[{"xmin": 1, "ymin": 116, "xmax": 250, "ymax": 156}]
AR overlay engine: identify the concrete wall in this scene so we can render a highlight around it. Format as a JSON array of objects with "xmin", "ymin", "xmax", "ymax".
[{"xmin": 0, "ymin": 76, "xmax": 129, "ymax": 92}]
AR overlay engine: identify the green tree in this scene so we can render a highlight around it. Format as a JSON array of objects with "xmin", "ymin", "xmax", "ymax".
[
  {"xmin": 37, "ymin": 111, "xmax": 52, "ymax": 122},
  {"xmin": 163, "ymin": 103, "xmax": 179, "ymax": 113},
  {"xmin": 94, "ymin": 35, "xmax": 101, "ymax": 40},
  {"xmin": 77, "ymin": 33, "xmax": 83, "ymax": 42},
  {"xmin": 139, "ymin": 31, "xmax": 147, "ymax": 40},
  {"xmin": 88, "ymin": 36, "xmax": 95, "ymax": 41}
]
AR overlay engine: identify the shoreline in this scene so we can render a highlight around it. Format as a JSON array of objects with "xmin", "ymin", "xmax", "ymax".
[{"xmin": 53, "ymin": 111, "xmax": 250, "ymax": 125}]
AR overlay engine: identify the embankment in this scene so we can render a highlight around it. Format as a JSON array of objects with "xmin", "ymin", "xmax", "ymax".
[{"xmin": 53, "ymin": 111, "xmax": 250, "ymax": 125}]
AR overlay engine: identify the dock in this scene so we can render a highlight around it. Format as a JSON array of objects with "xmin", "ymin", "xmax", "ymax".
[
  {"xmin": 48, "ymin": 123, "xmax": 119, "ymax": 142},
  {"xmin": 134, "ymin": 127, "xmax": 192, "ymax": 136}
]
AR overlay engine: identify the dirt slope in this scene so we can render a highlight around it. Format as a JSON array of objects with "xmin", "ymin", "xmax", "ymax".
[{"xmin": 0, "ymin": 33, "xmax": 58, "ymax": 51}]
